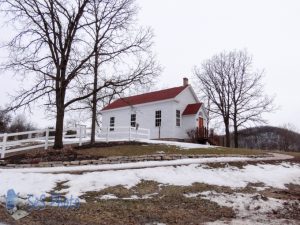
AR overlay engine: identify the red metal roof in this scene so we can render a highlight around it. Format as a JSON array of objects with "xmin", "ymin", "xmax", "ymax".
[
  {"xmin": 102, "ymin": 86, "xmax": 188, "ymax": 111},
  {"xmin": 182, "ymin": 103, "xmax": 202, "ymax": 115}
]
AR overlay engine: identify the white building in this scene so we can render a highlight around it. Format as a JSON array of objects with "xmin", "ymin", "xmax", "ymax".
[{"xmin": 101, "ymin": 78, "xmax": 208, "ymax": 140}]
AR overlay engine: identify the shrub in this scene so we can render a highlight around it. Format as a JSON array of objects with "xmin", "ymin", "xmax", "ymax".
[
  {"xmin": 64, "ymin": 130, "xmax": 77, "ymax": 138},
  {"xmin": 66, "ymin": 130, "xmax": 77, "ymax": 137},
  {"xmin": 186, "ymin": 128, "xmax": 202, "ymax": 143},
  {"xmin": 186, "ymin": 128, "xmax": 212, "ymax": 144}
]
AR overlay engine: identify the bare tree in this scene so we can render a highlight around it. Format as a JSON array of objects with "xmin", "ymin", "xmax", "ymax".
[
  {"xmin": 86, "ymin": 60, "xmax": 158, "ymax": 144},
  {"xmin": 0, "ymin": 0, "xmax": 97, "ymax": 149},
  {"xmin": 194, "ymin": 53, "xmax": 232, "ymax": 147},
  {"xmin": 73, "ymin": 59, "xmax": 159, "ymax": 144},
  {"xmin": 81, "ymin": 0, "xmax": 159, "ymax": 144},
  {"xmin": 0, "ymin": 0, "xmax": 159, "ymax": 148},
  {"xmin": 194, "ymin": 50, "xmax": 274, "ymax": 148},
  {"xmin": 227, "ymin": 50, "xmax": 274, "ymax": 148},
  {"xmin": 0, "ymin": 108, "xmax": 11, "ymax": 133},
  {"xmin": 8, "ymin": 114, "xmax": 36, "ymax": 133}
]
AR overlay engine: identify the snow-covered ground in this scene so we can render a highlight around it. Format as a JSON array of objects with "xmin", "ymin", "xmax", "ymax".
[
  {"xmin": 0, "ymin": 156, "xmax": 255, "ymax": 173},
  {"xmin": 0, "ymin": 162, "xmax": 299, "ymax": 200},
  {"xmin": 1, "ymin": 158, "xmax": 299, "ymax": 224},
  {"xmin": 200, "ymin": 191, "xmax": 287, "ymax": 217},
  {"xmin": 185, "ymin": 191, "xmax": 300, "ymax": 225},
  {"xmin": 0, "ymin": 153, "xmax": 292, "ymax": 173},
  {"xmin": 0, "ymin": 139, "xmax": 298, "ymax": 225}
]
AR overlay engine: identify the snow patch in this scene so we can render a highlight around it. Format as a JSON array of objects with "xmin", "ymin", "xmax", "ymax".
[
  {"xmin": 142, "ymin": 139, "xmax": 215, "ymax": 149},
  {"xmin": 205, "ymin": 218, "xmax": 298, "ymax": 225},
  {"xmin": 200, "ymin": 191, "xmax": 284, "ymax": 216},
  {"xmin": 183, "ymin": 192, "xmax": 201, "ymax": 198},
  {"xmin": 200, "ymin": 191, "xmax": 300, "ymax": 225},
  {"xmin": 99, "ymin": 193, "xmax": 158, "ymax": 200},
  {"xmin": 99, "ymin": 194, "xmax": 118, "ymax": 200},
  {"xmin": 0, "ymin": 163, "xmax": 299, "ymax": 201},
  {"xmin": 254, "ymin": 186, "xmax": 269, "ymax": 191}
]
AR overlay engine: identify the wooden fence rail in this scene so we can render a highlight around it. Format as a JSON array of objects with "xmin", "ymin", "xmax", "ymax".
[{"xmin": 0, "ymin": 126, "xmax": 150, "ymax": 159}]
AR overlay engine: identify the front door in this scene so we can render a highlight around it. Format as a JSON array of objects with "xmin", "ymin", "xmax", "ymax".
[
  {"xmin": 198, "ymin": 117, "xmax": 204, "ymax": 137},
  {"xmin": 198, "ymin": 117, "xmax": 204, "ymax": 128}
]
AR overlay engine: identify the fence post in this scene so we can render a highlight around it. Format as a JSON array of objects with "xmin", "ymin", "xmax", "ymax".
[
  {"xmin": 135, "ymin": 128, "xmax": 138, "ymax": 141},
  {"xmin": 129, "ymin": 127, "xmax": 132, "ymax": 141},
  {"xmin": 95, "ymin": 126, "xmax": 98, "ymax": 138},
  {"xmin": 1, "ymin": 133, "xmax": 7, "ymax": 159},
  {"xmin": 148, "ymin": 129, "xmax": 150, "ymax": 140},
  {"xmin": 45, "ymin": 128, "xmax": 49, "ymax": 150},
  {"xmin": 106, "ymin": 127, "xmax": 109, "ymax": 143},
  {"xmin": 83, "ymin": 125, "xmax": 86, "ymax": 138},
  {"xmin": 79, "ymin": 126, "xmax": 82, "ymax": 146}
]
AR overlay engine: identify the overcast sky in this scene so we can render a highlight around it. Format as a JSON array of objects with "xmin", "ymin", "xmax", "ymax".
[
  {"xmin": 138, "ymin": 0, "xmax": 300, "ymax": 130},
  {"xmin": 0, "ymin": 0, "xmax": 299, "ymax": 130}
]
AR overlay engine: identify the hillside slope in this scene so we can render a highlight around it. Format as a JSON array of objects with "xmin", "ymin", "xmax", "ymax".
[{"xmin": 237, "ymin": 126, "xmax": 300, "ymax": 151}]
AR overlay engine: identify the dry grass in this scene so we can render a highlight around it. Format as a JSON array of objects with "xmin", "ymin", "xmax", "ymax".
[
  {"xmin": 275, "ymin": 151, "xmax": 300, "ymax": 158},
  {"xmin": 2, "ymin": 180, "xmax": 299, "ymax": 225},
  {"xmin": 76, "ymin": 144, "xmax": 266, "ymax": 158},
  {"xmin": 3, "ymin": 182, "xmax": 235, "ymax": 225},
  {"xmin": 3, "ymin": 142, "xmax": 268, "ymax": 165}
]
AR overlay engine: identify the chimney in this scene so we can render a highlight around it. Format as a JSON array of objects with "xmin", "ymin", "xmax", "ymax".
[{"xmin": 183, "ymin": 77, "xmax": 189, "ymax": 86}]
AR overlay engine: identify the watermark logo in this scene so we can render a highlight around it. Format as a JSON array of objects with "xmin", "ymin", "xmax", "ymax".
[
  {"xmin": 5, "ymin": 189, "xmax": 18, "ymax": 213},
  {"xmin": 5, "ymin": 189, "xmax": 80, "ymax": 212},
  {"xmin": 27, "ymin": 193, "xmax": 80, "ymax": 210}
]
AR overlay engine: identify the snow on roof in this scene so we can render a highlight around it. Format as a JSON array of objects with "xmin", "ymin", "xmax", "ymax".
[
  {"xmin": 182, "ymin": 103, "xmax": 202, "ymax": 115},
  {"xmin": 102, "ymin": 86, "xmax": 188, "ymax": 111}
]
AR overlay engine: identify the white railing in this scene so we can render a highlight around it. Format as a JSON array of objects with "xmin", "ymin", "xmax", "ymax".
[
  {"xmin": 96, "ymin": 126, "xmax": 151, "ymax": 142},
  {"xmin": 0, "ymin": 126, "xmax": 150, "ymax": 159},
  {"xmin": 0, "ymin": 126, "xmax": 86, "ymax": 159},
  {"xmin": 0, "ymin": 129, "xmax": 50, "ymax": 159}
]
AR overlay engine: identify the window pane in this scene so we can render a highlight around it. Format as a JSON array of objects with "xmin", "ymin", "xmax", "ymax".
[
  {"xmin": 110, "ymin": 117, "xmax": 115, "ymax": 131},
  {"xmin": 131, "ymin": 114, "xmax": 136, "ymax": 127},
  {"xmin": 155, "ymin": 110, "xmax": 161, "ymax": 127},
  {"xmin": 176, "ymin": 110, "xmax": 180, "ymax": 126}
]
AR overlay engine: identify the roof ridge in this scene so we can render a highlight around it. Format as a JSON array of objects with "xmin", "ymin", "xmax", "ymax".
[
  {"xmin": 118, "ymin": 85, "xmax": 186, "ymax": 100},
  {"xmin": 102, "ymin": 85, "xmax": 188, "ymax": 111}
]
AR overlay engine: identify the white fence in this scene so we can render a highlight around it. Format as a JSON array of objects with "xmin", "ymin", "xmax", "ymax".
[
  {"xmin": 96, "ymin": 126, "xmax": 150, "ymax": 142},
  {"xmin": 0, "ymin": 126, "xmax": 150, "ymax": 159}
]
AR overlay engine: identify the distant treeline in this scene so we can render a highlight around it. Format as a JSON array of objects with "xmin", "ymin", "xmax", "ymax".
[
  {"xmin": 0, "ymin": 110, "xmax": 36, "ymax": 134},
  {"xmin": 217, "ymin": 126, "xmax": 300, "ymax": 151}
]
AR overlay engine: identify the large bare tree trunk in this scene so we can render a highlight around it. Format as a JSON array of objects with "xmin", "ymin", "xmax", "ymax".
[
  {"xmin": 90, "ymin": 51, "xmax": 99, "ymax": 145},
  {"xmin": 90, "ymin": 95, "xmax": 97, "ymax": 144},
  {"xmin": 54, "ymin": 106, "xmax": 65, "ymax": 149},
  {"xmin": 54, "ymin": 85, "xmax": 66, "ymax": 149},
  {"xmin": 232, "ymin": 109, "xmax": 239, "ymax": 148},
  {"xmin": 224, "ymin": 120, "xmax": 231, "ymax": 147},
  {"xmin": 233, "ymin": 123, "xmax": 238, "ymax": 148}
]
